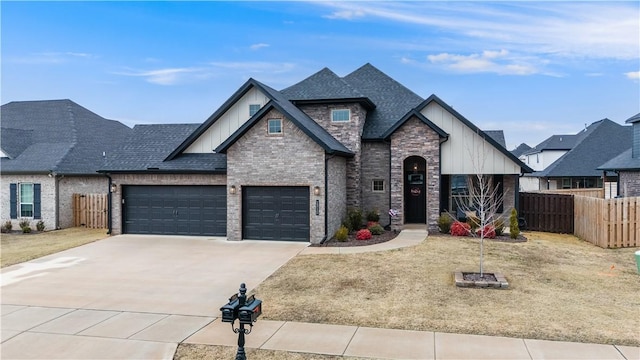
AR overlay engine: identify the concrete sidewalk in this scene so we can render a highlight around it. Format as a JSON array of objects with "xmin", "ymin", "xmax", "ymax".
[{"xmin": 2, "ymin": 305, "xmax": 638, "ymax": 359}]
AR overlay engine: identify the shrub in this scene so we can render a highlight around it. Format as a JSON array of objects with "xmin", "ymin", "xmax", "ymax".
[
  {"xmin": 466, "ymin": 214, "xmax": 480, "ymax": 230},
  {"xmin": 437, "ymin": 213, "xmax": 453, "ymax": 234},
  {"xmin": 335, "ymin": 225, "xmax": 349, "ymax": 242},
  {"xmin": 346, "ymin": 208, "xmax": 363, "ymax": 232},
  {"xmin": 1, "ymin": 220, "xmax": 12, "ymax": 233},
  {"xmin": 36, "ymin": 220, "xmax": 45, "ymax": 232},
  {"xmin": 476, "ymin": 224, "xmax": 496, "ymax": 239},
  {"xmin": 355, "ymin": 229, "xmax": 372, "ymax": 240},
  {"xmin": 510, "ymin": 208, "xmax": 520, "ymax": 239},
  {"xmin": 19, "ymin": 219, "xmax": 30, "ymax": 229},
  {"xmin": 365, "ymin": 209, "xmax": 380, "ymax": 222},
  {"xmin": 494, "ymin": 218, "xmax": 505, "ymax": 236},
  {"xmin": 369, "ymin": 224, "xmax": 384, "ymax": 235},
  {"xmin": 450, "ymin": 221, "xmax": 471, "ymax": 236}
]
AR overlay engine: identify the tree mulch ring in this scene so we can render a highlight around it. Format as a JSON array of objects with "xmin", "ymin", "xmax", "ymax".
[
  {"xmin": 455, "ymin": 271, "xmax": 509, "ymax": 289},
  {"xmin": 435, "ymin": 232, "xmax": 528, "ymax": 243},
  {"xmin": 311, "ymin": 229, "xmax": 399, "ymax": 247}
]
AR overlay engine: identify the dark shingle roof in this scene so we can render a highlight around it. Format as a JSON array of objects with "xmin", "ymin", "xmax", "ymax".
[
  {"xmin": 534, "ymin": 119, "xmax": 632, "ymax": 177},
  {"xmin": 281, "ymin": 67, "xmax": 366, "ymax": 100},
  {"xmin": 1, "ymin": 99, "xmax": 131, "ymax": 174},
  {"xmin": 626, "ymin": 113, "xmax": 640, "ymax": 124},
  {"xmin": 484, "ymin": 130, "xmax": 506, "ymax": 148},
  {"xmin": 598, "ymin": 148, "xmax": 640, "ymax": 171},
  {"xmin": 100, "ymin": 123, "xmax": 226, "ymax": 173},
  {"xmin": 511, "ymin": 143, "xmax": 532, "ymax": 157},
  {"xmin": 343, "ymin": 64, "xmax": 425, "ymax": 139}
]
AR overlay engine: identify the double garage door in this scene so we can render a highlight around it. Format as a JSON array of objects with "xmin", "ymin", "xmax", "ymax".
[
  {"xmin": 122, "ymin": 185, "xmax": 310, "ymax": 241},
  {"xmin": 123, "ymin": 185, "xmax": 226, "ymax": 236}
]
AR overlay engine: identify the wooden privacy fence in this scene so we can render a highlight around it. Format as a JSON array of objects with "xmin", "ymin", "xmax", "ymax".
[
  {"xmin": 541, "ymin": 188, "xmax": 604, "ymax": 199},
  {"xmin": 574, "ymin": 195, "xmax": 639, "ymax": 248},
  {"xmin": 519, "ymin": 192, "xmax": 574, "ymax": 233},
  {"xmin": 72, "ymin": 193, "xmax": 108, "ymax": 229}
]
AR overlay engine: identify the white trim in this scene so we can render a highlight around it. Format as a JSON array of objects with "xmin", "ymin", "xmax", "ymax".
[{"xmin": 267, "ymin": 118, "xmax": 283, "ymax": 135}]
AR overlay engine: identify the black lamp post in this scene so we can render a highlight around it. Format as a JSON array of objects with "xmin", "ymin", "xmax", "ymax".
[{"xmin": 220, "ymin": 283, "xmax": 262, "ymax": 360}]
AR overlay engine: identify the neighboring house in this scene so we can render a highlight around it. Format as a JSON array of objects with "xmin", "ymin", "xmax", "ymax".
[
  {"xmin": 598, "ymin": 113, "xmax": 640, "ymax": 197},
  {"xmin": 1, "ymin": 100, "xmax": 132, "ymax": 230},
  {"xmin": 510, "ymin": 143, "xmax": 532, "ymax": 158},
  {"xmin": 520, "ymin": 119, "xmax": 632, "ymax": 192},
  {"xmin": 99, "ymin": 63, "xmax": 532, "ymax": 243}
]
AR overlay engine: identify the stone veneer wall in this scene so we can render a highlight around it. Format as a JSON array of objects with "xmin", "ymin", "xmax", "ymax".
[
  {"xmin": 227, "ymin": 109, "xmax": 326, "ymax": 243},
  {"xmin": 1, "ymin": 174, "xmax": 56, "ymax": 231},
  {"xmin": 297, "ymin": 103, "xmax": 366, "ymax": 209},
  {"xmin": 361, "ymin": 142, "xmax": 391, "ymax": 226},
  {"xmin": 390, "ymin": 116, "xmax": 441, "ymax": 232},
  {"xmin": 502, "ymin": 174, "xmax": 517, "ymax": 215},
  {"xmin": 326, "ymin": 156, "xmax": 347, "ymax": 239},
  {"xmin": 620, "ymin": 171, "xmax": 640, "ymax": 197},
  {"xmin": 109, "ymin": 173, "xmax": 227, "ymax": 235}
]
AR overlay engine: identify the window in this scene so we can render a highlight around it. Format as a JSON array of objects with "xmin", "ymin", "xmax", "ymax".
[
  {"xmin": 249, "ymin": 104, "xmax": 261, "ymax": 117},
  {"xmin": 20, "ymin": 183, "xmax": 34, "ymax": 217},
  {"xmin": 450, "ymin": 175, "xmax": 470, "ymax": 213},
  {"xmin": 268, "ymin": 119, "xmax": 282, "ymax": 135},
  {"xmin": 331, "ymin": 109, "xmax": 350, "ymax": 122},
  {"xmin": 372, "ymin": 180, "xmax": 385, "ymax": 192},
  {"xmin": 562, "ymin": 178, "xmax": 571, "ymax": 189}
]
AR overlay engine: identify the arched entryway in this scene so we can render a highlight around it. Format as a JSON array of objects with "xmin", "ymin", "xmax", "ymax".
[{"xmin": 404, "ymin": 156, "xmax": 427, "ymax": 223}]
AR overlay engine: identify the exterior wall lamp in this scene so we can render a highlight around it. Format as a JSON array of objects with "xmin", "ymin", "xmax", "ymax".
[
  {"xmin": 110, "ymin": 183, "xmax": 118, "ymax": 193},
  {"xmin": 230, "ymin": 185, "xmax": 237, "ymax": 195},
  {"xmin": 313, "ymin": 186, "xmax": 321, "ymax": 196}
]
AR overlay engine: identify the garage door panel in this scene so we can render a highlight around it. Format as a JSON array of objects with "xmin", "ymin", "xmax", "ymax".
[
  {"xmin": 123, "ymin": 185, "xmax": 226, "ymax": 236},
  {"xmin": 242, "ymin": 186, "xmax": 309, "ymax": 242}
]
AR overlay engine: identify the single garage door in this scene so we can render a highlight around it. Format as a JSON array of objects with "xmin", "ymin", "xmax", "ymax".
[
  {"xmin": 242, "ymin": 186, "xmax": 309, "ymax": 242},
  {"xmin": 123, "ymin": 185, "xmax": 226, "ymax": 236}
]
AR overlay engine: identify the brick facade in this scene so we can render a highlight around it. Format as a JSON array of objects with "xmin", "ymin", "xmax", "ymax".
[
  {"xmin": 502, "ymin": 175, "xmax": 517, "ymax": 214},
  {"xmin": 226, "ymin": 109, "xmax": 326, "ymax": 243},
  {"xmin": 1, "ymin": 175, "xmax": 56, "ymax": 231},
  {"xmin": 326, "ymin": 156, "xmax": 347, "ymax": 239},
  {"xmin": 389, "ymin": 116, "xmax": 441, "ymax": 232},
  {"xmin": 298, "ymin": 103, "xmax": 366, "ymax": 209},
  {"xmin": 58, "ymin": 176, "xmax": 107, "ymax": 228},
  {"xmin": 620, "ymin": 171, "xmax": 640, "ymax": 197},
  {"xmin": 361, "ymin": 141, "xmax": 391, "ymax": 226},
  {"xmin": 109, "ymin": 173, "xmax": 227, "ymax": 235}
]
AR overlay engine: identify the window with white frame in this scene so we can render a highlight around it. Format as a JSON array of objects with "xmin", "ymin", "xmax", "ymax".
[
  {"xmin": 372, "ymin": 179, "xmax": 385, "ymax": 192},
  {"xmin": 249, "ymin": 104, "xmax": 261, "ymax": 116},
  {"xmin": 20, "ymin": 183, "xmax": 34, "ymax": 217},
  {"xmin": 331, "ymin": 109, "xmax": 350, "ymax": 122},
  {"xmin": 268, "ymin": 119, "xmax": 283, "ymax": 135}
]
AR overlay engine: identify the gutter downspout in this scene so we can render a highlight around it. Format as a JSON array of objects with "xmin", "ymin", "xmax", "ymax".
[
  {"xmin": 105, "ymin": 174, "xmax": 113, "ymax": 234},
  {"xmin": 54, "ymin": 174, "xmax": 60, "ymax": 229},
  {"xmin": 319, "ymin": 154, "xmax": 336, "ymax": 245}
]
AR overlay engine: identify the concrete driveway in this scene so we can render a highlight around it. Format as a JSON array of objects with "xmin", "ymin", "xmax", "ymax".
[{"xmin": 0, "ymin": 234, "xmax": 308, "ymax": 359}]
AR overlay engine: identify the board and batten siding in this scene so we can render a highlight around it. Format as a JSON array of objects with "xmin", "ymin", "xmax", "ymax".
[
  {"xmin": 422, "ymin": 102, "xmax": 521, "ymax": 175},
  {"xmin": 185, "ymin": 87, "xmax": 270, "ymax": 153}
]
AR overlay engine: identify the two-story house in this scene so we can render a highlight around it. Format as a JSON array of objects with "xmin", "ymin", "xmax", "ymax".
[{"xmin": 598, "ymin": 113, "xmax": 640, "ymax": 197}]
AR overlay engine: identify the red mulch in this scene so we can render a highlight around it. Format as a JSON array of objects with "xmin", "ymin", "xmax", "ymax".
[{"xmin": 311, "ymin": 230, "xmax": 399, "ymax": 247}]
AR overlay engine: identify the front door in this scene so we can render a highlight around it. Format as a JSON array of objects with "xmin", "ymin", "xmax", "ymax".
[{"xmin": 404, "ymin": 156, "xmax": 426, "ymax": 223}]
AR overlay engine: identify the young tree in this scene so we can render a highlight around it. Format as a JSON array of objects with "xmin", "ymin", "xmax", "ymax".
[{"xmin": 454, "ymin": 141, "xmax": 505, "ymax": 278}]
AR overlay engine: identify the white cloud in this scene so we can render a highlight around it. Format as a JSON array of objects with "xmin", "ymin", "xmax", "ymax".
[
  {"xmin": 115, "ymin": 67, "xmax": 204, "ymax": 85},
  {"xmin": 427, "ymin": 49, "xmax": 538, "ymax": 76},
  {"xmin": 625, "ymin": 71, "xmax": 640, "ymax": 80},
  {"xmin": 6, "ymin": 51, "xmax": 97, "ymax": 64},
  {"xmin": 250, "ymin": 43, "xmax": 270, "ymax": 50},
  {"xmin": 210, "ymin": 61, "xmax": 296, "ymax": 74},
  {"xmin": 314, "ymin": 2, "xmax": 640, "ymax": 61}
]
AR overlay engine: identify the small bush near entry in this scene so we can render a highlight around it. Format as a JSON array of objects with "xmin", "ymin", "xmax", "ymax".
[
  {"xmin": 466, "ymin": 214, "xmax": 480, "ymax": 231},
  {"xmin": 19, "ymin": 219, "xmax": 31, "ymax": 233},
  {"xmin": 510, "ymin": 208, "xmax": 520, "ymax": 239},
  {"xmin": 437, "ymin": 214, "xmax": 453, "ymax": 234},
  {"xmin": 1, "ymin": 220, "xmax": 12, "ymax": 233},
  {"xmin": 36, "ymin": 220, "xmax": 45, "ymax": 232},
  {"xmin": 369, "ymin": 224, "xmax": 384, "ymax": 235},
  {"xmin": 494, "ymin": 218, "xmax": 506, "ymax": 236},
  {"xmin": 335, "ymin": 225, "xmax": 349, "ymax": 242},
  {"xmin": 345, "ymin": 208, "xmax": 363, "ymax": 232},
  {"xmin": 450, "ymin": 221, "xmax": 471, "ymax": 236},
  {"xmin": 366, "ymin": 209, "xmax": 380, "ymax": 222},
  {"xmin": 476, "ymin": 225, "xmax": 496, "ymax": 239},
  {"xmin": 356, "ymin": 229, "xmax": 372, "ymax": 240}
]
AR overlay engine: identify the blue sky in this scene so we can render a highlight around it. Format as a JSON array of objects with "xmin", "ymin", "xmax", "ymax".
[{"xmin": 2, "ymin": 1, "xmax": 639, "ymax": 150}]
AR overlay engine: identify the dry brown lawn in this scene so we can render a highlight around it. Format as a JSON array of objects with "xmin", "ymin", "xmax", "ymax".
[
  {"xmin": 1, "ymin": 227, "xmax": 109, "ymax": 268},
  {"xmin": 253, "ymin": 232, "xmax": 639, "ymax": 347},
  {"xmin": 174, "ymin": 344, "xmax": 368, "ymax": 360}
]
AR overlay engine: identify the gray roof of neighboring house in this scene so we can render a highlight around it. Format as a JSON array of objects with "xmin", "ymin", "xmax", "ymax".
[
  {"xmin": 484, "ymin": 130, "xmax": 506, "ymax": 148},
  {"xmin": 626, "ymin": 113, "xmax": 640, "ymax": 124},
  {"xmin": 511, "ymin": 143, "xmax": 532, "ymax": 157},
  {"xmin": 99, "ymin": 123, "xmax": 226, "ymax": 173},
  {"xmin": 598, "ymin": 148, "xmax": 640, "ymax": 171},
  {"xmin": 522, "ymin": 134, "xmax": 580, "ymax": 156},
  {"xmin": 530, "ymin": 119, "xmax": 632, "ymax": 177},
  {"xmin": 1, "ymin": 99, "xmax": 132, "ymax": 175}
]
